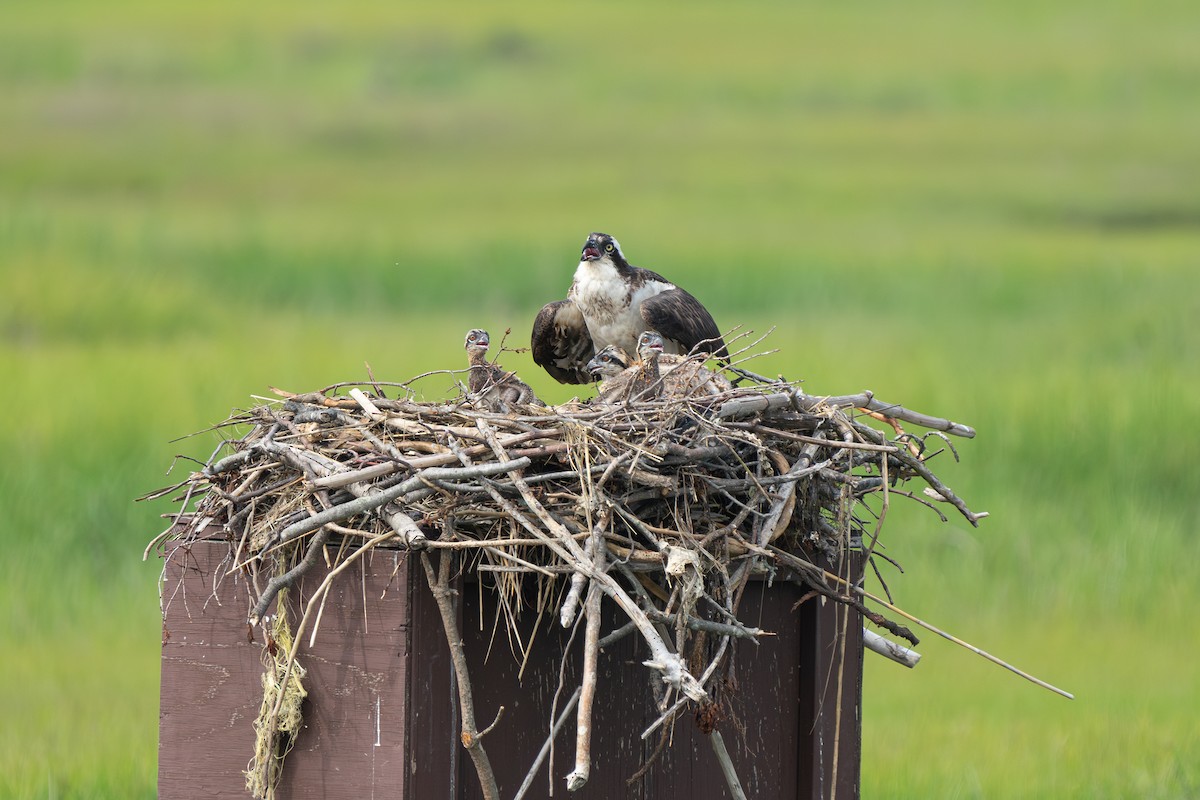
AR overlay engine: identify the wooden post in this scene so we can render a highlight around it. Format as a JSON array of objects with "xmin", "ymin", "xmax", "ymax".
[{"xmin": 158, "ymin": 541, "xmax": 863, "ymax": 798}]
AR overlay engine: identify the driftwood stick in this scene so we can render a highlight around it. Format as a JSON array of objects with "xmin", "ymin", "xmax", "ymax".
[
  {"xmin": 513, "ymin": 686, "xmax": 583, "ymax": 800},
  {"xmin": 566, "ymin": 505, "xmax": 612, "ymax": 792},
  {"xmin": 420, "ymin": 550, "xmax": 502, "ymax": 800}
]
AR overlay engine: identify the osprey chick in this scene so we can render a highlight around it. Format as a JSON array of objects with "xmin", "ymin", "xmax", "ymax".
[
  {"xmin": 588, "ymin": 334, "xmax": 733, "ymax": 403},
  {"xmin": 464, "ymin": 329, "xmax": 543, "ymax": 412}
]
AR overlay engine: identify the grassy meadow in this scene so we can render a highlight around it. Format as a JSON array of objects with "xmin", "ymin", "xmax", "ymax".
[{"xmin": 2, "ymin": 1, "xmax": 1198, "ymax": 796}]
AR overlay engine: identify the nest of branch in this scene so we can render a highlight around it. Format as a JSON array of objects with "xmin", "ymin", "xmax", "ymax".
[{"xmin": 148, "ymin": 364, "xmax": 982, "ymax": 796}]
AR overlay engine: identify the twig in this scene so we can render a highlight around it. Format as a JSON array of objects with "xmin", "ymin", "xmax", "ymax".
[
  {"xmin": 566, "ymin": 579, "xmax": 602, "ymax": 792},
  {"xmin": 249, "ymin": 528, "xmax": 330, "ymax": 626},
  {"xmin": 709, "ymin": 730, "xmax": 749, "ymax": 800},
  {"xmin": 646, "ymin": 610, "xmax": 766, "ymax": 642},
  {"xmin": 559, "ymin": 537, "xmax": 593, "ymax": 628},
  {"xmin": 513, "ymin": 686, "xmax": 583, "ymax": 800},
  {"xmin": 715, "ymin": 389, "xmax": 976, "ymax": 438},
  {"xmin": 419, "ymin": 550, "xmax": 502, "ymax": 800},
  {"xmin": 766, "ymin": 544, "xmax": 1074, "ymax": 699}
]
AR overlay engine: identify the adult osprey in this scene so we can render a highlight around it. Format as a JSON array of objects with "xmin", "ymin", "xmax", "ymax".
[{"xmin": 531, "ymin": 232, "xmax": 726, "ymax": 384}]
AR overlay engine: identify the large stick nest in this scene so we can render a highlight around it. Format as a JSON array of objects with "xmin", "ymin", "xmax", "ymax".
[{"xmin": 147, "ymin": 357, "xmax": 983, "ymax": 794}]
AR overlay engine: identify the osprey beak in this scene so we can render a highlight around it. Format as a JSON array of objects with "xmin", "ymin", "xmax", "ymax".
[{"xmin": 581, "ymin": 241, "xmax": 601, "ymax": 261}]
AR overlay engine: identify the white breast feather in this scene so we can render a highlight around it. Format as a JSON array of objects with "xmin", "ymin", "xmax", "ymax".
[{"xmin": 570, "ymin": 258, "xmax": 676, "ymax": 353}]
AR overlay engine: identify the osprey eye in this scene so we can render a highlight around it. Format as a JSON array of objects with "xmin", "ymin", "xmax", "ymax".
[{"xmin": 604, "ymin": 243, "xmax": 614, "ymax": 252}]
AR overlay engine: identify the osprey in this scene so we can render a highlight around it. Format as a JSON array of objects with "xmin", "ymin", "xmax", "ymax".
[
  {"xmin": 585, "ymin": 344, "xmax": 635, "ymax": 397},
  {"xmin": 531, "ymin": 232, "xmax": 726, "ymax": 384},
  {"xmin": 627, "ymin": 330, "xmax": 665, "ymax": 402},
  {"xmin": 463, "ymin": 328, "xmax": 543, "ymax": 412},
  {"xmin": 585, "ymin": 333, "xmax": 664, "ymax": 403},
  {"xmin": 587, "ymin": 334, "xmax": 734, "ymax": 404}
]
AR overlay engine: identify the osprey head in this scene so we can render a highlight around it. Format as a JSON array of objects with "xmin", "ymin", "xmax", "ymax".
[
  {"xmin": 581, "ymin": 232, "xmax": 624, "ymax": 265},
  {"xmin": 637, "ymin": 330, "xmax": 665, "ymax": 359},
  {"xmin": 586, "ymin": 345, "xmax": 630, "ymax": 379},
  {"xmin": 464, "ymin": 328, "xmax": 490, "ymax": 352}
]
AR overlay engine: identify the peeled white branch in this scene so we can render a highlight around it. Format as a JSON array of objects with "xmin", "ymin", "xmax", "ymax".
[{"xmin": 863, "ymin": 628, "xmax": 922, "ymax": 668}]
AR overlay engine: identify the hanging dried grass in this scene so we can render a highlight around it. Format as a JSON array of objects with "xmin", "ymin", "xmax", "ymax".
[{"xmin": 244, "ymin": 590, "xmax": 307, "ymax": 800}]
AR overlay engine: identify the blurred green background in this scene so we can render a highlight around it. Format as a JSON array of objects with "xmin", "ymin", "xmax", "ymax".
[{"xmin": 2, "ymin": 0, "xmax": 1197, "ymax": 796}]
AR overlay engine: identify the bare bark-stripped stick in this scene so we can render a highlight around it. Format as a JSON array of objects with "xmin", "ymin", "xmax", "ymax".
[
  {"xmin": 419, "ymin": 550, "xmax": 502, "ymax": 800},
  {"xmin": 709, "ymin": 730, "xmax": 749, "ymax": 800},
  {"xmin": 348, "ymin": 387, "xmax": 384, "ymax": 420},
  {"xmin": 513, "ymin": 686, "xmax": 583, "ymax": 800},
  {"xmin": 566, "ymin": 575, "xmax": 603, "ymax": 791},
  {"xmin": 863, "ymin": 629, "xmax": 921, "ymax": 668},
  {"xmin": 566, "ymin": 496, "xmax": 611, "ymax": 792},
  {"xmin": 559, "ymin": 537, "xmax": 593, "ymax": 628}
]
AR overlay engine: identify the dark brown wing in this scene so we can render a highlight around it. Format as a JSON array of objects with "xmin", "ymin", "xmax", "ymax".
[
  {"xmin": 639, "ymin": 288, "xmax": 728, "ymax": 359},
  {"xmin": 531, "ymin": 300, "xmax": 595, "ymax": 384}
]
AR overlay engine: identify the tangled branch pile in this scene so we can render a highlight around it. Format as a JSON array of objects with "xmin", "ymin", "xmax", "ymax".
[{"xmin": 148, "ymin": 361, "xmax": 982, "ymax": 797}]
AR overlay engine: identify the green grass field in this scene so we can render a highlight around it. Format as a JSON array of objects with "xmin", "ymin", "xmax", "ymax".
[{"xmin": 3, "ymin": 1, "xmax": 1198, "ymax": 796}]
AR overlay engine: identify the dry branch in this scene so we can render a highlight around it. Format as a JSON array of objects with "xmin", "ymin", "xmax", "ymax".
[
  {"xmin": 420, "ymin": 550, "xmax": 501, "ymax": 800},
  {"xmin": 863, "ymin": 628, "xmax": 922, "ymax": 668}
]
